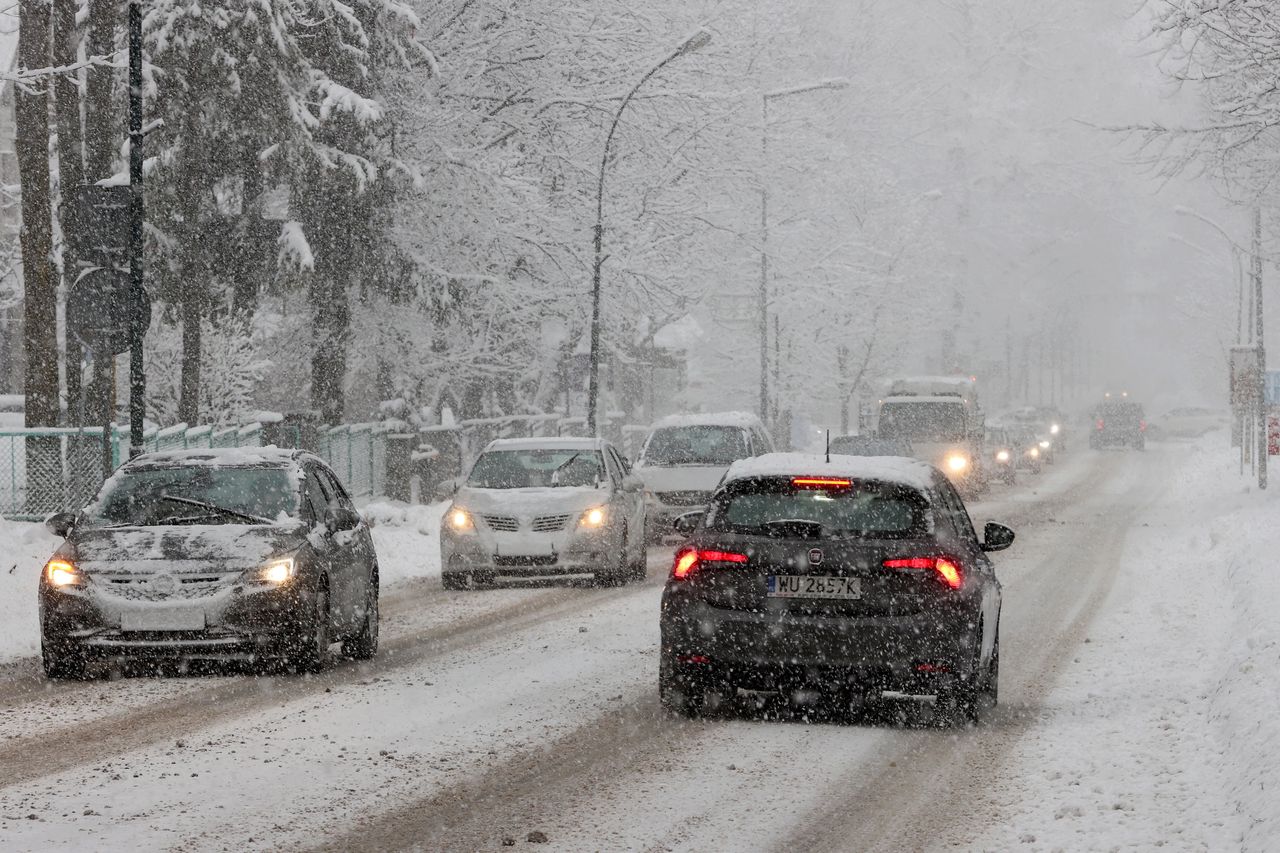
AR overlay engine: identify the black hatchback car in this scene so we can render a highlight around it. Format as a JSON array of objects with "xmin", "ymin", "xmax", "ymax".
[
  {"xmin": 659, "ymin": 453, "xmax": 1012, "ymax": 725},
  {"xmin": 39, "ymin": 448, "xmax": 380, "ymax": 678},
  {"xmin": 1090, "ymin": 398, "xmax": 1146, "ymax": 450}
]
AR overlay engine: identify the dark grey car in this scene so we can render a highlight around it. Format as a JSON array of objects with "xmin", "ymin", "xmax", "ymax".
[
  {"xmin": 658, "ymin": 454, "xmax": 1012, "ymax": 725},
  {"xmin": 39, "ymin": 448, "xmax": 379, "ymax": 678}
]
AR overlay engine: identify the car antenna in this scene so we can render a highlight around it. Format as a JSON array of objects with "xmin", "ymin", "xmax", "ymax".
[{"xmin": 825, "ymin": 429, "xmax": 830, "ymax": 464}]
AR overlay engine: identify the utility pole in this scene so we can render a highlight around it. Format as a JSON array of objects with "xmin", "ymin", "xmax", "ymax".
[
  {"xmin": 128, "ymin": 0, "xmax": 145, "ymax": 458},
  {"xmin": 1255, "ymin": 207, "xmax": 1267, "ymax": 489}
]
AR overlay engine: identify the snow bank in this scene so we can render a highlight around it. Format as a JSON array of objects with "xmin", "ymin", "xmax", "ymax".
[
  {"xmin": 360, "ymin": 499, "xmax": 450, "ymax": 585},
  {"xmin": 0, "ymin": 518, "xmax": 60, "ymax": 662}
]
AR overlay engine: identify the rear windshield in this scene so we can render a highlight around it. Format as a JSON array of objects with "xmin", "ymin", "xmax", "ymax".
[
  {"xmin": 467, "ymin": 449, "xmax": 603, "ymax": 489},
  {"xmin": 1097, "ymin": 402, "xmax": 1143, "ymax": 420},
  {"xmin": 705, "ymin": 478, "xmax": 930, "ymax": 539},
  {"xmin": 85, "ymin": 465, "xmax": 298, "ymax": 526},
  {"xmin": 878, "ymin": 402, "xmax": 966, "ymax": 442},
  {"xmin": 642, "ymin": 425, "xmax": 750, "ymax": 466}
]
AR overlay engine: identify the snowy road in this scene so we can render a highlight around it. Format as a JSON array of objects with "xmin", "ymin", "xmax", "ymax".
[{"xmin": 0, "ymin": 444, "xmax": 1252, "ymax": 850}]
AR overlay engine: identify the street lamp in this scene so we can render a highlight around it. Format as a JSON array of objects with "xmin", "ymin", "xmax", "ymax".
[
  {"xmin": 586, "ymin": 28, "xmax": 712, "ymax": 436},
  {"xmin": 1174, "ymin": 206, "xmax": 1247, "ymax": 344},
  {"xmin": 757, "ymin": 78, "xmax": 849, "ymax": 428}
]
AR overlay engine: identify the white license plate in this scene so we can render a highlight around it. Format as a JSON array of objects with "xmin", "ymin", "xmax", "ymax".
[
  {"xmin": 120, "ymin": 608, "xmax": 205, "ymax": 632},
  {"xmin": 767, "ymin": 575, "xmax": 862, "ymax": 600}
]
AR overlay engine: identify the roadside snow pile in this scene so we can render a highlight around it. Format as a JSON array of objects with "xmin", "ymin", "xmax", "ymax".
[
  {"xmin": 361, "ymin": 499, "xmax": 449, "ymax": 585},
  {"xmin": 0, "ymin": 518, "xmax": 60, "ymax": 662}
]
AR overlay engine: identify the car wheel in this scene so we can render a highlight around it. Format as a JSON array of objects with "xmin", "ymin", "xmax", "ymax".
[
  {"xmin": 659, "ymin": 653, "xmax": 705, "ymax": 718},
  {"xmin": 933, "ymin": 642, "xmax": 983, "ymax": 727},
  {"xmin": 289, "ymin": 582, "xmax": 331, "ymax": 674},
  {"xmin": 342, "ymin": 572, "xmax": 379, "ymax": 661},
  {"xmin": 41, "ymin": 639, "xmax": 87, "ymax": 680},
  {"xmin": 597, "ymin": 525, "xmax": 632, "ymax": 586}
]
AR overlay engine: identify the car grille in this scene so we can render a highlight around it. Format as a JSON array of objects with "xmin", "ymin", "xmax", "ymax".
[
  {"xmin": 482, "ymin": 514, "xmax": 520, "ymax": 532},
  {"xmin": 493, "ymin": 555, "xmax": 558, "ymax": 567},
  {"xmin": 94, "ymin": 572, "xmax": 240, "ymax": 602},
  {"xmin": 657, "ymin": 490, "xmax": 711, "ymax": 507},
  {"xmin": 532, "ymin": 514, "xmax": 572, "ymax": 533}
]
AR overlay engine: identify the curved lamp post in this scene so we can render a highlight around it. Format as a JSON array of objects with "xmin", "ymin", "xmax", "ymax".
[{"xmin": 586, "ymin": 28, "xmax": 712, "ymax": 436}]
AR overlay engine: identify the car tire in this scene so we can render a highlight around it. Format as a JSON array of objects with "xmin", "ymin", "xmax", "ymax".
[
  {"xmin": 933, "ymin": 642, "xmax": 983, "ymax": 727},
  {"xmin": 659, "ymin": 654, "xmax": 705, "ymax": 718},
  {"xmin": 288, "ymin": 583, "xmax": 331, "ymax": 674},
  {"xmin": 342, "ymin": 572, "xmax": 379, "ymax": 661},
  {"xmin": 41, "ymin": 639, "xmax": 87, "ymax": 680},
  {"xmin": 597, "ymin": 525, "xmax": 633, "ymax": 586}
]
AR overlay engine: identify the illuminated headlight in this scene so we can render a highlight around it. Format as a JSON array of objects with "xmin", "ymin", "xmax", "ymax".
[
  {"xmin": 1039, "ymin": 440, "xmax": 1051, "ymax": 450},
  {"xmin": 45, "ymin": 559, "xmax": 83, "ymax": 587},
  {"xmin": 1029, "ymin": 447, "xmax": 1040, "ymax": 458},
  {"xmin": 580, "ymin": 507, "xmax": 607, "ymax": 527},
  {"xmin": 1050, "ymin": 423, "xmax": 1060, "ymax": 435},
  {"xmin": 257, "ymin": 557, "xmax": 296, "ymax": 585},
  {"xmin": 996, "ymin": 450, "xmax": 1011, "ymax": 463},
  {"xmin": 447, "ymin": 506, "xmax": 474, "ymax": 532},
  {"xmin": 946, "ymin": 454, "xmax": 969, "ymax": 473}
]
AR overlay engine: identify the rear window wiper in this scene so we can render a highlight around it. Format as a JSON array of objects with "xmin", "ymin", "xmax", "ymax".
[{"xmin": 157, "ymin": 494, "xmax": 273, "ymax": 525}]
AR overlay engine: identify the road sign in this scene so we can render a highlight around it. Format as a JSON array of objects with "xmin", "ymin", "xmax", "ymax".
[
  {"xmin": 1230, "ymin": 345, "xmax": 1263, "ymax": 407},
  {"xmin": 67, "ymin": 185, "xmax": 131, "ymax": 268},
  {"xmin": 66, "ymin": 269, "xmax": 151, "ymax": 355},
  {"xmin": 1264, "ymin": 371, "xmax": 1280, "ymax": 406}
]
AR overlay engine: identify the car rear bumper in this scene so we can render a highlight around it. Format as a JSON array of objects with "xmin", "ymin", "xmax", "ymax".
[{"xmin": 660, "ymin": 594, "xmax": 978, "ymax": 691}]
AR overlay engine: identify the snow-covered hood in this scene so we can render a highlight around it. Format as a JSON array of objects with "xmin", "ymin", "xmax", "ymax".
[
  {"xmin": 453, "ymin": 486, "xmax": 610, "ymax": 518},
  {"xmin": 633, "ymin": 465, "xmax": 727, "ymax": 493},
  {"xmin": 69, "ymin": 524, "xmax": 302, "ymax": 573}
]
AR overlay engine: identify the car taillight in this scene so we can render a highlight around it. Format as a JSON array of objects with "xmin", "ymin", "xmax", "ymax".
[
  {"xmin": 883, "ymin": 556, "xmax": 963, "ymax": 589},
  {"xmin": 792, "ymin": 476, "xmax": 852, "ymax": 489},
  {"xmin": 1096, "ymin": 419, "xmax": 1104, "ymax": 430},
  {"xmin": 671, "ymin": 547, "xmax": 749, "ymax": 579},
  {"xmin": 1139, "ymin": 420, "xmax": 1147, "ymax": 432}
]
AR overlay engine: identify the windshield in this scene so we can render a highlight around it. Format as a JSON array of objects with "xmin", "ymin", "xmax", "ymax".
[
  {"xmin": 878, "ymin": 402, "xmax": 966, "ymax": 442},
  {"xmin": 466, "ymin": 449, "xmax": 603, "ymax": 489},
  {"xmin": 84, "ymin": 466, "xmax": 298, "ymax": 527},
  {"xmin": 706, "ymin": 479, "xmax": 930, "ymax": 538},
  {"xmin": 642, "ymin": 425, "xmax": 750, "ymax": 466}
]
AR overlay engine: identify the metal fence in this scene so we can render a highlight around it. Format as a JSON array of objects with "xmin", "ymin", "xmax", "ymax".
[{"xmin": 1, "ymin": 414, "xmax": 650, "ymax": 521}]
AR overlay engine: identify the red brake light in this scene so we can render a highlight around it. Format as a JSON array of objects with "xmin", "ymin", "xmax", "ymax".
[
  {"xmin": 671, "ymin": 548, "xmax": 748, "ymax": 579},
  {"xmin": 1139, "ymin": 420, "xmax": 1147, "ymax": 432},
  {"xmin": 1096, "ymin": 419, "xmax": 1104, "ymax": 430},
  {"xmin": 883, "ymin": 556, "xmax": 963, "ymax": 589},
  {"xmin": 792, "ymin": 476, "xmax": 852, "ymax": 489}
]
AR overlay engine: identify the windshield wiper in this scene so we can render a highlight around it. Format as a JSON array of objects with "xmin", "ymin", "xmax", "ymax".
[
  {"xmin": 550, "ymin": 452, "xmax": 582, "ymax": 486},
  {"xmin": 157, "ymin": 494, "xmax": 273, "ymax": 524}
]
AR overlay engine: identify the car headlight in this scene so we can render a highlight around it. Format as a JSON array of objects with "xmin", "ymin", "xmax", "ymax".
[
  {"xmin": 945, "ymin": 454, "xmax": 969, "ymax": 473},
  {"xmin": 1029, "ymin": 447, "xmax": 1040, "ymax": 458},
  {"xmin": 996, "ymin": 449, "xmax": 1011, "ymax": 462},
  {"xmin": 580, "ymin": 507, "xmax": 607, "ymax": 527},
  {"xmin": 257, "ymin": 557, "xmax": 296, "ymax": 585},
  {"xmin": 1039, "ymin": 440, "xmax": 1051, "ymax": 449},
  {"xmin": 1050, "ymin": 423, "xmax": 1060, "ymax": 435},
  {"xmin": 45, "ymin": 559, "xmax": 83, "ymax": 587},
  {"xmin": 447, "ymin": 506, "xmax": 474, "ymax": 532}
]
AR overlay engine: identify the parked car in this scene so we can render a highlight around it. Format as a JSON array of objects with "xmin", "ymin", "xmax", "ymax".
[
  {"xmin": 828, "ymin": 435, "xmax": 913, "ymax": 457},
  {"xmin": 659, "ymin": 452, "xmax": 1011, "ymax": 726},
  {"xmin": 1090, "ymin": 398, "xmax": 1146, "ymax": 450},
  {"xmin": 441, "ymin": 437, "xmax": 646, "ymax": 588},
  {"xmin": 633, "ymin": 412, "xmax": 773, "ymax": 542},
  {"xmin": 39, "ymin": 448, "xmax": 379, "ymax": 679}
]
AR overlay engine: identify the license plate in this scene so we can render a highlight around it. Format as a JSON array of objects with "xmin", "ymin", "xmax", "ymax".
[
  {"xmin": 120, "ymin": 608, "xmax": 205, "ymax": 632},
  {"xmin": 767, "ymin": 575, "xmax": 862, "ymax": 600}
]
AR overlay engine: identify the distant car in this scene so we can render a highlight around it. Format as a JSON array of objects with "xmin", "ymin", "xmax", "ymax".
[
  {"xmin": 1033, "ymin": 406, "xmax": 1068, "ymax": 451},
  {"xmin": 633, "ymin": 412, "xmax": 773, "ymax": 541},
  {"xmin": 39, "ymin": 448, "xmax": 379, "ymax": 679},
  {"xmin": 659, "ymin": 452, "xmax": 1011, "ymax": 726},
  {"xmin": 877, "ymin": 393, "xmax": 987, "ymax": 495},
  {"xmin": 1090, "ymin": 399, "xmax": 1146, "ymax": 450},
  {"xmin": 985, "ymin": 427, "xmax": 1017, "ymax": 485},
  {"xmin": 1006, "ymin": 425, "xmax": 1044, "ymax": 473},
  {"xmin": 441, "ymin": 437, "xmax": 646, "ymax": 588},
  {"xmin": 1000, "ymin": 407, "xmax": 1058, "ymax": 464},
  {"xmin": 828, "ymin": 435, "xmax": 913, "ymax": 457},
  {"xmin": 1150, "ymin": 406, "xmax": 1228, "ymax": 439}
]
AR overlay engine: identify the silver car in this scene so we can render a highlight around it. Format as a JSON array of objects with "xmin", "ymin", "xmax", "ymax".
[{"xmin": 440, "ymin": 437, "xmax": 647, "ymax": 588}]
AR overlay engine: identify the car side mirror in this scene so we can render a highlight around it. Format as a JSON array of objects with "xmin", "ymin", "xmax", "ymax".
[
  {"xmin": 982, "ymin": 521, "xmax": 1015, "ymax": 552},
  {"xmin": 45, "ymin": 511, "xmax": 76, "ymax": 539},
  {"xmin": 325, "ymin": 506, "xmax": 362, "ymax": 533},
  {"xmin": 622, "ymin": 474, "xmax": 644, "ymax": 493},
  {"xmin": 672, "ymin": 511, "xmax": 704, "ymax": 535},
  {"xmin": 433, "ymin": 477, "xmax": 461, "ymax": 502}
]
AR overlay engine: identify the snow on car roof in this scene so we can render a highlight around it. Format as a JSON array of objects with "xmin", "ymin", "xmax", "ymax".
[
  {"xmin": 649, "ymin": 411, "xmax": 763, "ymax": 430},
  {"xmin": 126, "ymin": 447, "xmax": 305, "ymax": 468},
  {"xmin": 725, "ymin": 452, "xmax": 938, "ymax": 491},
  {"xmin": 882, "ymin": 395, "xmax": 971, "ymax": 405},
  {"xmin": 484, "ymin": 436, "xmax": 609, "ymax": 451}
]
